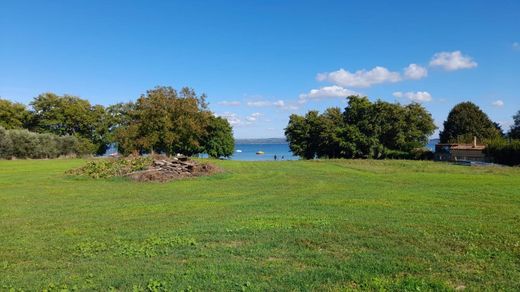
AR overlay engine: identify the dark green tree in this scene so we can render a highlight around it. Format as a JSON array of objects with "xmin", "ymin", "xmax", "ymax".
[
  {"xmin": 203, "ymin": 116, "xmax": 234, "ymax": 158},
  {"xmin": 30, "ymin": 93, "xmax": 109, "ymax": 154},
  {"xmin": 509, "ymin": 110, "xmax": 520, "ymax": 139},
  {"xmin": 439, "ymin": 102, "xmax": 500, "ymax": 143},
  {"xmin": 0, "ymin": 98, "xmax": 32, "ymax": 129},
  {"xmin": 285, "ymin": 95, "xmax": 436, "ymax": 159},
  {"xmin": 285, "ymin": 111, "xmax": 322, "ymax": 159},
  {"xmin": 317, "ymin": 107, "xmax": 344, "ymax": 158}
]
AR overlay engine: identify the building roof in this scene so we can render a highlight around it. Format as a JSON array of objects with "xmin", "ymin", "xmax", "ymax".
[{"xmin": 436, "ymin": 143, "xmax": 486, "ymax": 150}]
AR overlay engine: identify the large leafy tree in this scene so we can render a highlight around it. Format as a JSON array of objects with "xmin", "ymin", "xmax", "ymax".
[
  {"xmin": 203, "ymin": 116, "xmax": 234, "ymax": 158},
  {"xmin": 0, "ymin": 98, "xmax": 32, "ymax": 129},
  {"xmin": 439, "ymin": 102, "xmax": 500, "ymax": 143},
  {"xmin": 30, "ymin": 93, "xmax": 110, "ymax": 154},
  {"xmin": 285, "ymin": 95, "xmax": 436, "ymax": 159},
  {"xmin": 285, "ymin": 111, "xmax": 322, "ymax": 159},
  {"xmin": 114, "ymin": 86, "xmax": 233, "ymax": 157},
  {"xmin": 509, "ymin": 110, "xmax": 520, "ymax": 139}
]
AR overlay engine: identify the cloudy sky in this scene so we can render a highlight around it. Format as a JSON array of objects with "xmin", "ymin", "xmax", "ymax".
[{"xmin": 1, "ymin": 1, "xmax": 519, "ymax": 138}]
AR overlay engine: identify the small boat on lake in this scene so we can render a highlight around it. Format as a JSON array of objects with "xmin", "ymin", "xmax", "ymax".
[
  {"xmin": 256, "ymin": 151, "xmax": 265, "ymax": 155},
  {"xmin": 236, "ymin": 149, "xmax": 242, "ymax": 153}
]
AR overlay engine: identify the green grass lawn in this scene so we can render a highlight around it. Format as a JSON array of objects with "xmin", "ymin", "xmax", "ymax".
[{"xmin": 1, "ymin": 159, "xmax": 520, "ymax": 291}]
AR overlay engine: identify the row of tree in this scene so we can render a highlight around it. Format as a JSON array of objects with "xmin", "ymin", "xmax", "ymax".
[
  {"xmin": 0, "ymin": 86, "xmax": 234, "ymax": 159},
  {"xmin": 285, "ymin": 96, "xmax": 520, "ymax": 160},
  {"xmin": 285, "ymin": 96, "xmax": 436, "ymax": 159}
]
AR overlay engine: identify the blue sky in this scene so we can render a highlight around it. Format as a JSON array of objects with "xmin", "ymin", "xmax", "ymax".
[{"xmin": 1, "ymin": 1, "xmax": 519, "ymax": 138}]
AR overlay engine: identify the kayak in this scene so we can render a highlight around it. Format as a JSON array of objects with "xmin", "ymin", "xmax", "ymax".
[{"xmin": 256, "ymin": 151, "xmax": 264, "ymax": 155}]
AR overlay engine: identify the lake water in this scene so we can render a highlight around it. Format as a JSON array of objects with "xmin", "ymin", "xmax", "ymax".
[
  {"xmin": 231, "ymin": 139, "xmax": 438, "ymax": 161},
  {"xmin": 231, "ymin": 144, "xmax": 298, "ymax": 161},
  {"xmin": 105, "ymin": 140, "xmax": 438, "ymax": 161}
]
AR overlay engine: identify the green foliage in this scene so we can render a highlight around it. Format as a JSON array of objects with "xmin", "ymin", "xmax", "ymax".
[
  {"xmin": 114, "ymin": 86, "xmax": 233, "ymax": 157},
  {"xmin": 509, "ymin": 110, "xmax": 520, "ymax": 139},
  {"xmin": 0, "ymin": 98, "xmax": 32, "ymax": 129},
  {"xmin": 285, "ymin": 96, "xmax": 436, "ymax": 159},
  {"xmin": 67, "ymin": 156, "xmax": 152, "ymax": 178},
  {"xmin": 484, "ymin": 139, "xmax": 520, "ymax": 166},
  {"xmin": 0, "ymin": 127, "xmax": 86, "ymax": 159},
  {"xmin": 203, "ymin": 116, "xmax": 234, "ymax": 158},
  {"xmin": 440, "ymin": 101, "xmax": 500, "ymax": 143},
  {"xmin": 30, "ymin": 93, "xmax": 110, "ymax": 154},
  {"xmin": 0, "ymin": 127, "xmax": 13, "ymax": 159}
]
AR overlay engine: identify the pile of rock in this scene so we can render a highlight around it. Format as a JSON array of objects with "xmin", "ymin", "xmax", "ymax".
[{"xmin": 126, "ymin": 155, "xmax": 219, "ymax": 182}]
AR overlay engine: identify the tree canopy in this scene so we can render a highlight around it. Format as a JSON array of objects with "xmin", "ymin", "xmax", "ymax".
[
  {"xmin": 0, "ymin": 86, "xmax": 234, "ymax": 158},
  {"xmin": 439, "ymin": 102, "xmax": 500, "ymax": 143},
  {"xmin": 113, "ymin": 86, "xmax": 234, "ymax": 157},
  {"xmin": 285, "ymin": 96, "xmax": 436, "ymax": 159},
  {"xmin": 29, "ymin": 93, "xmax": 110, "ymax": 154},
  {"xmin": 509, "ymin": 110, "xmax": 520, "ymax": 139},
  {"xmin": 0, "ymin": 98, "xmax": 32, "ymax": 130}
]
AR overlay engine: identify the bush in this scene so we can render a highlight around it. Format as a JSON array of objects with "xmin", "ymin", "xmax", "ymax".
[
  {"xmin": 0, "ymin": 127, "xmax": 91, "ymax": 159},
  {"xmin": 0, "ymin": 127, "xmax": 13, "ymax": 159},
  {"xmin": 67, "ymin": 156, "xmax": 152, "ymax": 178},
  {"xmin": 57, "ymin": 135, "xmax": 79, "ymax": 156},
  {"xmin": 485, "ymin": 139, "xmax": 520, "ymax": 166},
  {"xmin": 8, "ymin": 129, "xmax": 40, "ymax": 159}
]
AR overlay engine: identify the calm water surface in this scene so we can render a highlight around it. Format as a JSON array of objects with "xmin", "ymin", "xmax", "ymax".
[{"xmin": 231, "ymin": 144, "xmax": 298, "ymax": 161}]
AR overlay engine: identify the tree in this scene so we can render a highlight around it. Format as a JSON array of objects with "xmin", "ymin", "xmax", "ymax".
[
  {"xmin": 285, "ymin": 111, "xmax": 322, "ymax": 159},
  {"xmin": 114, "ymin": 86, "xmax": 222, "ymax": 156},
  {"xmin": 317, "ymin": 107, "xmax": 344, "ymax": 158},
  {"xmin": 30, "ymin": 93, "xmax": 110, "ymax": 154},
  {"xmin": 0, "ymin": 98, "xmax": 32, "ymax": 129},
  {"xmin": 439, "ymin": 102, "xmax": 500, "ymax": 143},
  {"xmin": 285, "ymin": 95, "xmax": 436, "ymax": 159},
  {"xmin": 203, "ymin": 116, "xmax": 234, "ymax": 158},
  {"xmin": 509, "ymin": 110, "xmax": 520, "ymax": 139}
]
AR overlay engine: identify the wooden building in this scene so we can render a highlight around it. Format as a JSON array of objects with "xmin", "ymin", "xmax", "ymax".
[{"xmin": 435, "ymin": 137, "xmax": 488, "ymax": 162}]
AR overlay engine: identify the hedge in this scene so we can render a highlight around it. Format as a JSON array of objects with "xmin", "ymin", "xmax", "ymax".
[
  {"xmin": 485, "ymin": 139, "xmax": 520, "ymax": 166},
  {"xmin": 0, "ymin": 127, "xmax": 92, "ymax": 159}
]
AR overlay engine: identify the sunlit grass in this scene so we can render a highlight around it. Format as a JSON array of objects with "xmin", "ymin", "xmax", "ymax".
[{"xmin": 1, "ymin": 159, "xmax": 519, "ymax": 290}]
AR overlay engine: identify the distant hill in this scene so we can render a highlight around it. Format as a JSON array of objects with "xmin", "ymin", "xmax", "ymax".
[{"xmin": 235, "ymin": 138, "xmax": 287, "ymax": 144}]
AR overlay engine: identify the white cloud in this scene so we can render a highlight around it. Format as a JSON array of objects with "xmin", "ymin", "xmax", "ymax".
[
  {"xmin": 246, "ymin": 112, "xmax": 263, "ymax": 122},
  {"xmin": 217, "ymin": 112, "xmax": 241, "ymax": 126},
  {"xmin": 273, "ymin": 100, "xmax": 285, "ymax": 107},
  {"xmin": 492, "ymin": 99, "xmax": 504, "ymax": 107},
  {"xmin": 246, "ymin": 100, "xmax": 273, "ymax": 107},
  {"xmin": 429, "ymin": 51, "xmax": 477, "ymax": 71},
  {"xmin": 404, "ymin": 64, "xmax": 428, "ymax": 80},
  {"xmin": 393, "ymin": 91, "xmax": 432, "ymax": 103},
  {"xmin": 217, "ymin": 100, "xmax": 241, "ymax": 106},
  {"xmin": 246, "ymin": 99, "xmax": 299, "ymax": 111},
  {"xmin": 316, "ymin": 66, "xmax": 402, "ymax": 88},
  {"xmin": 298, "ymin": 85, "xmax": 359, "ymax": 104}
]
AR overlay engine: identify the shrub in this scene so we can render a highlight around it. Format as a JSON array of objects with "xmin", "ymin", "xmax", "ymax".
[
  {"xmin": 67, "ymin": 156, "xmax": 152, "ymax": 178},
  {"xmin": 0, "ymin": 128, "xmax": 91, "ymax": 159},
  {"xmin": 8, "ymin": 129, "xmax": 40, "ymax": 159},
  {"xmin": 57, "ymin": 135, "xmax": 79, "ymax": 156},
  {"xmin": 485, "ymin": 139, "xmax": 520, "ymax": 166},
  {"xmin": 0, "ymin": 127, "xmax": 13, "ymax": 159}
]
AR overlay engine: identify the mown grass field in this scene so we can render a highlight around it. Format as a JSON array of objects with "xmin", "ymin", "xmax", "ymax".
[{"xmin": 1, "ymin": 159, "xmax": 520, "ymax": 291}]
